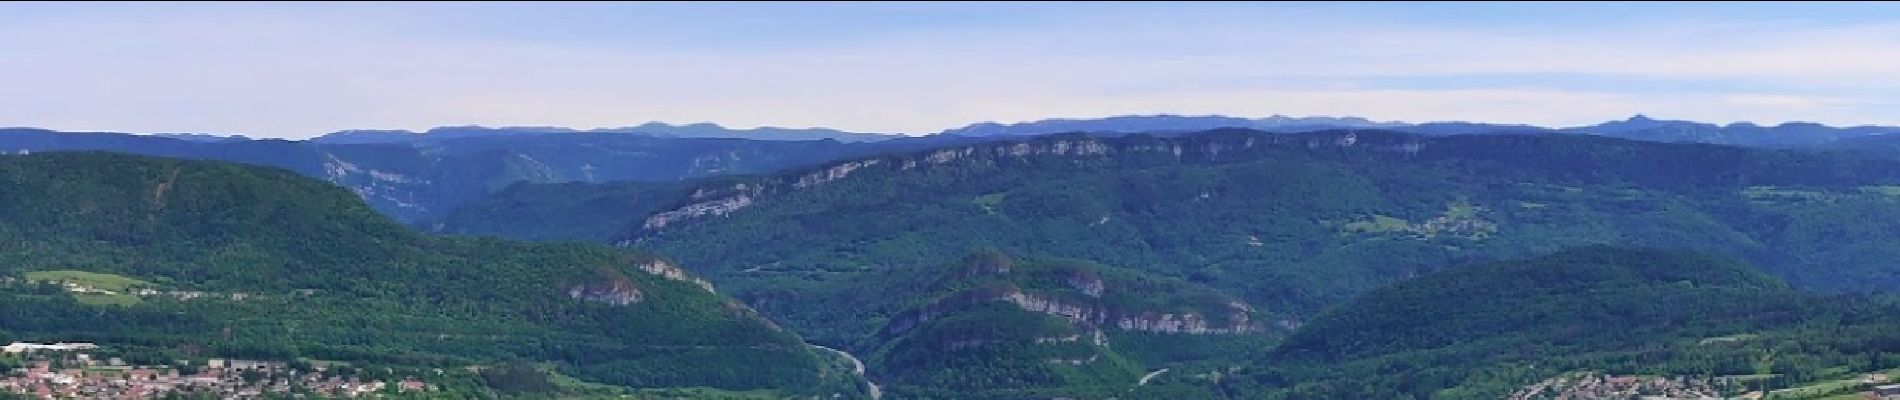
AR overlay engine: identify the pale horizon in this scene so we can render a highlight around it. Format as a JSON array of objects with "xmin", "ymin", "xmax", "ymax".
[{"xmin": 6, "ymin": 2, "xmax": 1900, "ymax": 138}]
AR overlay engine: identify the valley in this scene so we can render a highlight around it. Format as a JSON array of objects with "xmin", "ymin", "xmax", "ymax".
[
  {"xmin": 11, "ymin": 124, "xmax": 1900, "ymax": 399},
  {"xmin": 14, "ymin": 3, "xmax": 1900, "ymax": 398}
]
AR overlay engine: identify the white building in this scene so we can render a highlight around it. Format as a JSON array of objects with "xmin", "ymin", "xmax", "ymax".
[{"xmin": 2, "ymin": 342, "xmax": 99, "ymax": 354}]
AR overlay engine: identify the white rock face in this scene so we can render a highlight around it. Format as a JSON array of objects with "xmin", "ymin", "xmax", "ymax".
[
  {"xmin": 999, "ymin": 289, "xmax": 1261, "ymax": 335},
  {"xmin": 639, "ymin": 132, "xmax": 1423, "ymax": 238},
  {"xmin": 643, "ymin": 184, "xmax": 761, "ymax": 229},
  {"xmin": 1003, "ymin": 291, "xmax": 1107, "ymax": 325},
  {"xmin": 794, "ymin": 159, "xmax": 882, "ymax": 188},
  {"xmin": 367, "ymin": 170, "xmax": 410, "ymax": 184},
  {"xmin": 637, "ymin": 260, "xmax": 716, "ymax": 293},
  {"xmin": 925, "ymin": 148, "xmax": 976, "ymax": 164},
  {"xmin": 1065, "ymin": 274, "xmax": 1105, "ymax": 297},
  {"xmin": 568, "ymin": 279, "xmax": 642, "ymax": 305},
  {"xmin": 1043, "ymin": 355, "xmax": 1099, "ymax": 365}
]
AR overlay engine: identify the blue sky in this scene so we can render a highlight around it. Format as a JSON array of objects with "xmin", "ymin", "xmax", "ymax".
[{"xmin": 4, "ymin": 2, "xmax": 1900, "ymax": 138}]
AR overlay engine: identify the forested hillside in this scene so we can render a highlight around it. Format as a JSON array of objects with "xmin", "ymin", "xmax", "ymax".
[
  {"xmin": 0, "ymin": 128, "xmax": 975, "ymax": 222},
  {"xmin": 1203, "ymin": 247, "xmax": 1900, "ymax": 399},
  {"xmin": 440, "ymin": 130, "xmax": 1900, "ymax": 347},
  {"xmin": 860, "ymin": 250, "xmax": 1277, "ymax": 399},
  {"xmin": 0, "ymin": 152, "xmax": 865, "ymax": 397}
]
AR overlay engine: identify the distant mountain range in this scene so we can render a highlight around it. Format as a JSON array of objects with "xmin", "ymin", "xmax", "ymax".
[
  {"xmin": 17, "ymin": 113, "xmax": 1900, "ymax": 148},
  {"xmin": 298, "ymin": 114, "xmax": 1900, "ymax": 147},
  {"xmin": 313, "ymin": 122, "xmax": 901, "ymax": 144},
  {"xmin": 0, "ymin": 128, "xmax": 974, "ymax": 223},
  {"xmin": 7, "ymin": 113, "xmax": 1899, "ymax": 224},
  {"xmin": 934, "ymin": 114, "xmax": 1900, "ymax": 147},
  {"xmin": 935, "ymin": 115, "xmax": 1411, "ymax": 137},
  {"xmin": 20, "ymin": 113, "xmax": 1900, "ymax": 147}
]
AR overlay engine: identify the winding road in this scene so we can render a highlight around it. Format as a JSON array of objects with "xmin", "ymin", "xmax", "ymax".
[
  {"xmin": 1138, "ymin": 368, "xmax": 1171, "ymax": 386},
  {"xmin": 811, "ymin": 345, "xmax": 881, "ymax": 400}
]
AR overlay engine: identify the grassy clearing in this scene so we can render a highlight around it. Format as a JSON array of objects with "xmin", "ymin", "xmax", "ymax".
[
  {"xmin": 973, "ymin": 193, "xmax": 1006, "ymax": 213},
  {"xmin": 1768, "ymin": 377, "xmax": 1861, "ymax": 399},
  {"xmin": 538, "ymin": 364, "xmax": 786, "ymax": 399},
  {"xmin": 1343, "ymin": 215, "xmax": 1412, "ymax": 234},
  {"xmin": 24, "ymin": 270, "xmax": 153, "ymax": 291},
  {"xmin": 23, "ymin": 270, "xmax": 153, "ymax": 306},
  {"xmin": 73, "ymin": 293, "xmax": 140, "ymax": 306},
  {"xmin": 627, "ymin": 387, "xmax": 783, "ymax": 399},
  {"xmin": 1698, "ymin": 333, "xmax": 1760, "ymax": 345}
]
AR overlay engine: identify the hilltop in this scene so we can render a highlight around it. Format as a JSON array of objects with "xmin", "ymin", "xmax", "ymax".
[
  {"xmin": 0, "ymin": 152, "xmax": 863, "ymax": 397},
  {"xmin": 1214, "ymin": 247, "xmax": 1900, "ymax": 399}
]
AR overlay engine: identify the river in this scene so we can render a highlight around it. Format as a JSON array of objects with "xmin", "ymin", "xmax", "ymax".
[{"xmin": 811, "ymin": 345, "xmax": 880, "ymax": 399}]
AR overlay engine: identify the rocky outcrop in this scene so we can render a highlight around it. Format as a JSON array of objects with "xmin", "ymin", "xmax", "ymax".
[
  {"xmin": 1002, "ymin": 290, "xmax": 1263, "ymax": 334},
  {"xmin": 957, "ymin": 252, "xmax": 1014, "ymax": 277},
  {"xmin": 566, "ymin": 261, "xmax": 719, "ymax": 304},
  {"xmin": 1061, "ymin": 270, "xmax": 1104, "ymax": 298},
  {"xmin": 1034, "ymin": 330, "xmax": 1109, "ymax": 346},
  {"xmin": 642, "ymin": 183, "xmax": 762, "ymax": 229},
  {"xmin": 1043, "ymin": 355, "xmax": 1099, "ymax": 365},
  {"xmin": 720, "ymin": 299, "xmax": 784, "ymax": 332},
  {"xmin": 993, "ymin": 139, "xmax": 1112, "ymax": 157},
  {"xmin": 568, "ymin": 283, "xmax": 640, "ymax": 305},
  {"xmin": 638, "ymin": 260, "xmax": 716, "ymax": 293},
  {"xmin": 919, "ymin": 147, "xmax": 977, "ymax": 165},
  {"xmin": 885, "ymin": 284, "xmax": 1263, "ymax": 337},
  {"xmin": 568, "ymin": 268, "xmax": 642, "ymax": 305},
  {"xmin": 630, "ymin": 131, "xmax": 1429, "ymax": 235},
  {"xmin": 318, "ymin": 152, "xmax": 429, "ymax": 215},
  {"xmin": 794, "ymin": 159, "xmax": 881, "ymax": 188},
  {"xmin": 1003, "ymin": 291, "xmax": 1109, "ymax": 325},
  {"xmin": 1116, "ymin": 312, "xmax": 1260, "ymax": 334}
]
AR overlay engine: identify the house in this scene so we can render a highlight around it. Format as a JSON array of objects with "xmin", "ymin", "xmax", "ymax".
[
  {"xmin": 228, "ymin": 360, "xmax": 281, "ymax": 371},
  {"xmin": 399, "ymin": 378, "xmax": 427, "ymax": 392},
  {"xmin": 1875, "ymin": 383, "xmax": 1900, "ymax": 399}
]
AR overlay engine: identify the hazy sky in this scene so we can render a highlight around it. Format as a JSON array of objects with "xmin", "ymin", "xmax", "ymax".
[{"xmin": 5, "ymin": 2, "xmax": 1900, "ymax": 138}]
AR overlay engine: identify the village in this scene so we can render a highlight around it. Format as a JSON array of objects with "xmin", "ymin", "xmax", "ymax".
[
  {"xmin": 0, "ymin": 342, "xmax": 434, "ymax": 399},
  {"xmin": 1510, "ymin": 370, "xmax": 1900, "ymax": 400}
]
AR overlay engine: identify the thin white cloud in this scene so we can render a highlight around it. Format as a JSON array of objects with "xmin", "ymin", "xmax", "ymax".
[{"xmin": 2, "ymin": 4, "xmax": 1899, "ymax": 137}]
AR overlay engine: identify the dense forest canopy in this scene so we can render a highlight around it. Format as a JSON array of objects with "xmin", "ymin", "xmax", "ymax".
[
  {"xmin": 441, "ymin": 131, "xmax": 1900, "ymax": 344},
  {"xmin": 0, "ymin": 152, "xmax": 864, "ymax": 397}
]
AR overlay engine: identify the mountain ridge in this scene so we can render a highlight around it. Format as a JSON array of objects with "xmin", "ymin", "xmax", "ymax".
[
  {"xmin": 313, "ymin": 122, "xmax": 902, "ymax": 144},
  {"xmin": 434, "ymin": 129, "xmax": 1900, "ymax": 350},
  {"xmin": 1211, "ymin": 246, "xmax": 1900, "ymax": 399},
  {"xmin": 0, "ymin": 127, "xmax": 978, "ymax": 223},
  {"xmin": 935, "ymin": 113, "xmax": 1900, "ymax": 147},
  {"xmin": 14, "ymin": 113, "xmax": 1900, "ymax": 147}
]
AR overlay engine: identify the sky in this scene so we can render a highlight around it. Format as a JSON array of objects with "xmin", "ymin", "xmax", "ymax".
[{"xmin": 5, "ymin": 1, "xmax": 1900, "ymax": 139}]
